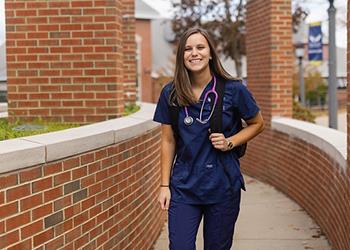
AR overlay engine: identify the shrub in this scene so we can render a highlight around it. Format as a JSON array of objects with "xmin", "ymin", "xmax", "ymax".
[{"xmin": 292, "ymin": 101, "xmax": 316, "ymax": 123}]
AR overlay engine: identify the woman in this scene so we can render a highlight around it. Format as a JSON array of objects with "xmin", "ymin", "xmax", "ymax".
[{"xmin": 153, "ymin": 27, "xmax": 264, "ymax": 250}]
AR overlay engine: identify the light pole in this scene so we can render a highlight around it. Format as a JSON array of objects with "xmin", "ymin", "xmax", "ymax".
[
  {"xmin": 328, "ymin": 0, "xmax": 338, "ymax": 129},
  {"xmin": 295, "ymin": 43, "xmax": 305, "ymax": 106}
]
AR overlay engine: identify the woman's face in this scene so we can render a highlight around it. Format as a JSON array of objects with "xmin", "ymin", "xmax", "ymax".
[{"xmin": 183, "ymin": 33, "xmax": 211, "ymax": 74}]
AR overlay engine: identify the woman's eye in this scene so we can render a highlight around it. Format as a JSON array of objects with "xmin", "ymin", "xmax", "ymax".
[
  {"xmin": 185, "ymin": 48, "xmax": 192, "ymax": 51},
  {"xmin": 197, "ymin": 46, "xmax": 205, "ymax": 50}
]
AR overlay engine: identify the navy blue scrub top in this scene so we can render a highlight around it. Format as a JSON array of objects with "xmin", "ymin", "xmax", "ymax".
[{"xmin": 153, "ymin": 77, "xmax": 260, "ymax": 204}]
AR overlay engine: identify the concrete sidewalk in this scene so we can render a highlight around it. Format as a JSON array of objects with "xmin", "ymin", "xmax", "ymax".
[
  {"xmin": 153, "ymin": 175, "xmax": 331, "ymax": 250},
  {"xmin": 314, "ymin": 111, "xmax": 346, "ymax": 132}
]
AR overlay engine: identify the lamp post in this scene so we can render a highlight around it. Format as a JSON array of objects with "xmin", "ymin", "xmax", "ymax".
[
  {"xmin": 328, "ymin": 0, "xmax": 338, "ymax": 129},
  {"xmin": 295, "ymin": 43, "xmax": 305, "ymax": 106}
]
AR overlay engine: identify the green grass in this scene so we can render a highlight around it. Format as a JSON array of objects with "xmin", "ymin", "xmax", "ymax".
[
  {"xmin": 0, "ymin": 118, "xmax": 80, "ymax": 141},
  {"xmin": 0, "ymin": 103, "xmax": 141, "ymax": 141}
]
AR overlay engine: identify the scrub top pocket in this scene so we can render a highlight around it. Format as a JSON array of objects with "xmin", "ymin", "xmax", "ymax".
[
  {"xmin": 171, "ymin": 162, "xmax": 189, "ymax": 181},
  {"xmin": 197, "ymin": 163, "xmax": 226, "ymax": 198}
]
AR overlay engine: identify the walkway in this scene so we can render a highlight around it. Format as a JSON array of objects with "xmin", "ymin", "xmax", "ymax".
[
  {"xmin": 153, "ymin": 175, "xmax": 331, "ymax": 250},
  {"xmin": 314, "ymin": 111, "xmax": 346, "ymax": 132}
]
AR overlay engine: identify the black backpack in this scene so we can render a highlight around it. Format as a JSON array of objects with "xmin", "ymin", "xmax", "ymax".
[{"xmin": 168, "ymin": 78, "xmax": 247, "ymax": 158}]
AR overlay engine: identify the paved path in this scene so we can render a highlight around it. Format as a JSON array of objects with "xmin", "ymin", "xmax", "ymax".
[
  {"xmin": 153, "ymin": 175, "xmax": 331, "ymax": 250},
  {"xmin": 314, "ymin": 111, "xmax": 346, "ymax": 132}
]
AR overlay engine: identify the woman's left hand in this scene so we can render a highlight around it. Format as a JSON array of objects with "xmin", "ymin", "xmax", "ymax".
[{"xmin": 209, "ymin": 132, "xmax": 229, "ymax": 151}]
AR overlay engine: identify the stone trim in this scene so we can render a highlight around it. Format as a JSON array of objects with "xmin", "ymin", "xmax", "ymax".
[{"xmin": 0, "ymin": 103, "xmax": 157, "ymax": 174}]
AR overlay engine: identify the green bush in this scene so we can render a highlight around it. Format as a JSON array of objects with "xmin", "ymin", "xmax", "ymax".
[
  {"xmin": 293, "ymin": 71, "xmax": 327, "ymax": 107},
  {"xmin": 123, "ymin": 103, "xmax": 140, "ymax": 116},
  {"xmin": 292, "ymin": 101, "xmax": 316, "ymax": 123}
]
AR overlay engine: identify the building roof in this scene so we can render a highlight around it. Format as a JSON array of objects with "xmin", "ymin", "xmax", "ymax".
[{"xmin": 135, "ymin": 0, "xmax": 160, "ymax": 20}]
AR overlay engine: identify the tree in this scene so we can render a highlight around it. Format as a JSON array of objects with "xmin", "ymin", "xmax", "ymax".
[
  {"xmin": 292, "ymin": 6, "xmax": 308, "ymax": 33},
  {"xmin": 171, "ymin": 0, "xmax": 246, "ymax": 77}
]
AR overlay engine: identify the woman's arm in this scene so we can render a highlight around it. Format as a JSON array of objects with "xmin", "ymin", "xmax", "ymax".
[
  {"xmin": 209, "ymin": 111, "xmax": 265, "ymax": 151},
  {"xmin": 159, "ymin": 124, "xmax": 176, "ymax": 210},
  {"xmin": 228, "ymin": 111, "xmax": 265, "ymax": 148}
]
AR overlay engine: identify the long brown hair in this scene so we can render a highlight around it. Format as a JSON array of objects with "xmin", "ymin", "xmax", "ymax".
[{"xmin": 170, "ymin": 27, "xmax": 237, "ymax": 107}]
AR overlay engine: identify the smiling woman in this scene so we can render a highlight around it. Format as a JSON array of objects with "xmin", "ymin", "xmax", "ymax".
[{"xmin": 153, "ymin": 27, "xmax": 264, "ymax": 250}]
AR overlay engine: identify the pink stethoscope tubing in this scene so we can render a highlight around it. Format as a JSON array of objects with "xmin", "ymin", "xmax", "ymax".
[{"xmin": 184, "ymin": 76, "xmax": 218, "ymax": 125}]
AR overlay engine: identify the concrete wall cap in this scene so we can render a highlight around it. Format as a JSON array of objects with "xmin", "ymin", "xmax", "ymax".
[
  {"xmin": 0, "ymin": 138, "xmax": 45, "ymax": 174},
  {"xmin": 271, "ymin": 116, "xmax": 347, "ymax": 171},
  {"xmin": 0, "ymin": 102, "xmax": 158, "ymax": 174}
]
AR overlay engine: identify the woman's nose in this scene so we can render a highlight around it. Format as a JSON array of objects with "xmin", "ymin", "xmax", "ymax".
[{"xmin": 191, "ymin": 48, "xmax": 198, "ymax": 56}]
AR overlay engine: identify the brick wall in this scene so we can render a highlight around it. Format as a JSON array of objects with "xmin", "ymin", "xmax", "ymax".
[
  {"xmin": 244, "ymin": 1, "xmax": 350, "ymax": 249},
  {"xmin": 5, "ymin": 0, "xmax": 138, "ymax": 123},
  {"xmin": 246, "ymin": 125, "xmax": 350, "ymax": 249},
  {"xmin": 0, "ymin": 127, "xmax": 164, "ymax": 250},
  {"xmin": 121, "ymin": 0, "xmax": 137, "ymax": 103},
  {"xmin": 347, "ymin": 0, "xmax": 350, "ymax": 176}
]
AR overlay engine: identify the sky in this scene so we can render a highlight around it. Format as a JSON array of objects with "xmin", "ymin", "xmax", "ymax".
[{"xmin": 0, "ymin": 0, "xmax": 348, "ymax": 47}]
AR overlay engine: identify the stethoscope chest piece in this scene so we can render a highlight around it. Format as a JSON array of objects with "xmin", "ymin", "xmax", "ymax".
[{"xmin": 184, "ymin": 116, "xmax": 194, "ymax": 126}]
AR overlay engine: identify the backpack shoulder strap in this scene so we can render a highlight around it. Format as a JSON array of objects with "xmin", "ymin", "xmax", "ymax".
[
  {"xmin": 168, "ymin": 83, "xmax": 180, "ymax": 140},
  {"xmin": 210, "ymin": 77, "xmax": 225, "ymax": 133}
]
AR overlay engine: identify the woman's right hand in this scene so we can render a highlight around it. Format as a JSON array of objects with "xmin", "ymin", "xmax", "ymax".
[{"xmin": 158, "ymin": 186, "xmax": 171, "ymax": 210}]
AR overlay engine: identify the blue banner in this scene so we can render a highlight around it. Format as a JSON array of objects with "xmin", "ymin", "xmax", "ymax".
[{"xmin": 308, "ymin": 22, "xmax": 323, "ymax": 64}]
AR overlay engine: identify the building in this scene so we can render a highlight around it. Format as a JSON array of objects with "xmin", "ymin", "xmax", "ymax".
[{"xmin": 135, "ymin": 0, "xmax": 160, "ymax": 103}]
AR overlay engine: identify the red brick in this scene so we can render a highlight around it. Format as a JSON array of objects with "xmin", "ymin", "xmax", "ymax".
[
  {"xmin": 0, "ymin": 230, "xmax": 20, "ymax": 249},
  {"xmin": 0, "ymin": 174, "xmax": 18, "ymax": 189},
  {"xmin": 54, "ymin": 172, "xmax": 71, "ymax": 186},
  {"xmin": 6, "ymin": 184, "xmax": 31, "ymax": 202},
  {"xmin": 74, "ymin": 233, "xmax": 89, "ymax": 249},
  {"xmin": 8, "ymin": 239, "xmax": 32, "ymax": 250},
  {"xmin": 62, "ymin": 158, "xmax": 80, "ymax": 171},
  {"xmin": 0, "ymin": 220, "xmax": 4, "ymax": 234},
  {"xmin": 45, "ymin": 236, "xmax": 64, "ymax": 250},
  {"xmin": 32, "ymin": 203, "xmax": 53, "ymax": 220},
  {"xmin": 20, "ymin": 167, "xmax": 42, "ymax": 183},
  {"xmin": 72, "ymin": 166, "xmax": 88, "ymax": 180},
  {"xmin": 54, "ymin": 196, "xmax": 72, "ymax": 211},
  {"xmin": 0, "ymin": 191, "xmax": 3, "ymax": 205},
  {"xmin": 21, "ymin": 220, "xmax": 44, "ymax": 239},
  {"xmin": 54, "ymin": 219, "xmax": 73, "ymax": 237},
  {"xmin": 64, "ymin": 227, "xmax": 81, "ymax": 244},
  {"xmin": 20, "ymin": 193, "xmax": 43, "ymax": 211},
  {"xmin": 32, "ymin": 177, "xmax": 53, "ymax": 193},
  {"xmin": 33, "ymin": 228, "xmax": 54, "ymax": 247},
  {"xmin": 44, "ymin": 187, "xmax": 63, "ymax": 203},
  {"xmin": 6, "ymin": 211, "xmax": 30, "ymax": 231}
]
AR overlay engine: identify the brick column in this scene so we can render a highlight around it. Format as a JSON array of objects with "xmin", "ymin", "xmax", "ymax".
[
  {"xmin": 246, "ymin": 0, "xmax": 293, "ymax": 126},
  {"xmin": 347, "ymin": 0, "xmax": 350, "ymax": 174},
  {"xmin": 5, "ymin": 0, "xmax": 131, "ymax": 123},
  {"xmin": 121, "ymin": 0, "xmax": 137, "ymax": 103},
  {"xmin": 242, "ymin": 0, "xmax": 293, "ymax": 181}
]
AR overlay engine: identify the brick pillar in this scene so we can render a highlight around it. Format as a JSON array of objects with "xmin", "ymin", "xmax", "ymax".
[
  {"xmin": 347, "ymin": 0, "xmax": 350, "ymax": 174},
  {"xmin": 5, "ymin": 0, "xmax": 130, "ymax": 123},
  {"xmin": 241, "ymin": 0, "xmax": 293, "ymax": 178},
  {"xmin": 246, "ymin": 0, "xmax": 293, "ymax": 126},
  {"xmin": 121, "ymin": 0, "xmax": 137, "ymax": 103}
]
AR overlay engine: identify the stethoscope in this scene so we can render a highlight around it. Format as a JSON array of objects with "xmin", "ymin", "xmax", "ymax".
[{"xmin": 184, "ymin": 76, "xmax": 218, "ymax": 126}]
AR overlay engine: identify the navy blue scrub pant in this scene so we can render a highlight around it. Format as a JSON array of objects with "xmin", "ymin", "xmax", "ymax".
[{"xmin": 168, "ymin": 191, "xmax": 241, "ymax": 250}]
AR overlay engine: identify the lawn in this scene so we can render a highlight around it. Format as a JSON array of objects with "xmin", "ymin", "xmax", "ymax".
[
  {"xmin": 0, "ymin": 118, "xmax": 80, "ymax": 141},
  {"xmin": 0, "ymin": 103, "xmax": 141, "ymax": 141}
]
